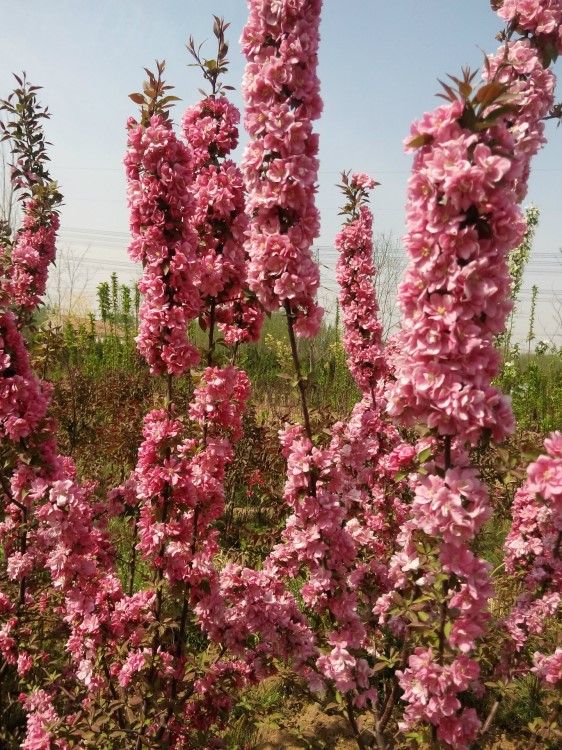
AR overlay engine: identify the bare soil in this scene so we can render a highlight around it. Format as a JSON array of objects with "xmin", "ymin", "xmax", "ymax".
[{"xmin": 256, "ymin": 705, "xmax": 521, "ymax": 750}]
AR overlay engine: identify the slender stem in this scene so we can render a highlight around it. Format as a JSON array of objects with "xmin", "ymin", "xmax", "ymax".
[
  {"xmin": 345, "ymin": 695, "xmax": 367, "ymax": 750},
  {"xmin": 207, "ymin": 300, "xmax": 216, "ymax": 368},
  {"xmin": 436, "ymin": 435, "xmax": 453, "ymax": 667},
  {"xmin": 18, "ymin": 517, "xmax": 27, "ymax": 611},
  {"xmin": 371, "ymin": 703, "xmax": 388, "ymax": 750},
  {"xmin": 443, "ymin": 435, "xmax": 452, "ymax": 471},
  {"xmin": 102, "ymin": 660, "xmax": 126, "ymax": 729},
  {"xmin": 173, "ymin": 594, "xmax": 190, "ymax": 699},
  {"xmin": 127, "ymin": 518, "xmax": 138, "ymax": 597},
  {"xmin": 437, "ymin": 580, "xmax": 449, "ymax": 666},
  {"xmin": 284, "ymin": 301, "xmax": 313, "ymax": 443},
  {"xmin": 380, "ymin": 635, "xmax": 409, "ymax": 731},
  {"xmin": 231, "ymin": 340, "xmax": 240, "ymax": 366},
  {"xmin": 479, "ymin": 698, "xmax": 501, "ymax": 739},
  {"xmin": 0, "ymin": 472, "xmax": 16, "ymax": 504},
  {"xmin": 192, "ymin": 305, "xmax": 217, "ymax": 554}
]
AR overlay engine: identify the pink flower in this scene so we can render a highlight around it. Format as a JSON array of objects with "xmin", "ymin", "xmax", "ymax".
[
  {"xmin": 351, "ymin": 172, "xmax": 376, "ymax": 190},
  {"xmin": 532, "ymin": 649, "xmax": 562, "ymax": 685}
]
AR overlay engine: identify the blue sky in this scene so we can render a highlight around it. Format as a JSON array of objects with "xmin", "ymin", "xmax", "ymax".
[{"xmin": 1, "ymin": 1, "xmax": 561, "ymax": 342}]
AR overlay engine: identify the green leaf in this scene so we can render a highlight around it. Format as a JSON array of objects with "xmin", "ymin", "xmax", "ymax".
[{"xmin": 417, "ymin": 447, "xmax": 433, "ymax": 464}]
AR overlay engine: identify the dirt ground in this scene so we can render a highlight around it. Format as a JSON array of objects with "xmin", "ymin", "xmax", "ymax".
[
  {"xmin": 257, "ymin": 702, "xmax": 357, "ymax": 750},
  {"xmin": 256, "ymin": 704, "xmax": 521, "ymax": 750}
]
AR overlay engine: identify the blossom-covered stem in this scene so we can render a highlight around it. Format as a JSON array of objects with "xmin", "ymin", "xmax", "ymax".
[
  {"xmin": 433, "ymin": 440, "xmax": 454, "ymax": 675},
  {"xmin": 135, "ymin": 375, "xmax": 175, "ymax": 750},
  {"xmin": 191, "ymin": 304, "xmax": 217, "ymax": 555},
  {"xmin": 0, "ymin": 74, "xmax": 62, "ymax": 319},
  {"xmin": 285, "ymin": 301, "xmax": 313, "ymax": 444}
]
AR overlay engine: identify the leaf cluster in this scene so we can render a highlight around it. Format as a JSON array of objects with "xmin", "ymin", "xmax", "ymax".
[
  {"xmin": 186, "ymin": 16, "xmax": 235, "ymax": 97},
  {"xmin": 0, "ymin": 73, "xmax": 59, "ymax": 207},
  {"xmin": 336, "ymin": 169, "xmax": 379, "ymax": 222},
  {"xmin": 129, "ymin": 60, "xmax": 180, "ymax": 127},
  {"xmin": 407, "ymin": 65, "xmax": 517, "ymax": 151}
]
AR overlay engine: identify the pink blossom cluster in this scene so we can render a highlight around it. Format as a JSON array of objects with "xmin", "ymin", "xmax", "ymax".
[
  {"xmin": 125, "ymin": 114, "xmax": 200, "ymax": 375},
  {"xmin": 31, "ymin": 471, "xmax": 159, "ymax": 700},
  {"xmin": 485, "ymin": 39, "xmax": 556, "ymax": 203},
  {"xmin": 498, "ymin": 0, "xmax": 562, "ymax": 53},
  {"xmin": 134, "ymin": 366, "xmax": 250, "ymax": 587},
  {"xmin": 397, "ymin": 648, "xmax": 481, "ymax": 749},
  {"xmin": 22, "ymin": 689, "xmax": 72, "ymax": 750},
  {"xmin": 411, "ymin": 467, "xmax": 491, "ymax": 547},
  {"xmin": 380, "ymin": 10, "xmax": 560, "ymax": 743},
  {"xmin": 263, "ymin": 425, "xmax": 366, "ymax": 693},
  {"xmin": 183, "ymin": 660, "xmax": 254, "ymax": 734},
  {"xmin": 374, "ymin": 443, "xmax": 497, "ymax": 745},
  {"xmin": 4, "ymin": 200, "xmax": 59, "ymax": 313},
  {"xmin": 264, "ymin": 402, "xmax": 412, "ymax": 701},
  {"xmin": 182, "ymin": 96, "xmax": 264, "ymax": 344},
  {"xmin": 189, "ymin": 364, "xmax": 251, "ymax": 441},
  {"xmin": 241, "ymin": 0, "xmax": 324, "ymax": 336},
  {"xmin": 377, "ymin": 462, "xmax": 494, "ymax": 650},
  {"xmin": 502, "ymin": 432, "xmax": 561, "ymax": 662},
  {"xmin": 331, "ymin": 401, "xmax": 412, "ymax": 565},
  {"xmin": 386, "ymin": 92, "xmax": 524, "ymax": 444},
  {"xmin": 0, "ymin": 308, "xmax": 160, "ymax": 744},
  {"xmin": 197, "ymin": 564, "xmax": 317, "ymax": 681},
  {"xmin": 0, "ymin": 310, "xmax": 65, "ymax": 633},
  {"xmin": 532, "ymin": 648, "xmax": 562, "ymax": 686},
  {"xmin": 335, "ymin": 175, "xmax": 386, "ymax": 394},
  {"xmin": 387, "ymin": 14, "xmax": 557, "ymax": 445},
  {"xmin": 0, "ymin": 310, "xmax": 52, "ymax": 442},
  {"xmin": 181, "ymin": 96, "xmax": 240, "ymax": 169}
]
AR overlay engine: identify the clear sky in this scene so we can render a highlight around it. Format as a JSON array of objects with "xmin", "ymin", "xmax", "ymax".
[{"xmin": 1, "ymin": 1, "xmax": 561, "ymax": 343}]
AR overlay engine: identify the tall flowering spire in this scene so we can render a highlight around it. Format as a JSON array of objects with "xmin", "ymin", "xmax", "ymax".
[
  {"xmin": 335, "ymin": 172, "xmax": 385, "ymax": 395},
  {"xmin": 241, "ymin": 0, "xmax": 324, "ymax": 337},
  {"xmin": 376, "ymin": 4, "xmax": 560, "ymax": 746},
  {"xmin": 182, "ymin": 17, "xmax": 264, "ymax": 347},
  {"xmin": 0, "ymin": 74, "xmax": 62, "ymax": 317},
  {"xmin": 387, "ymin": 2, "xmax": 557, "ymax": 443},
  {"xmin": 257, "ymin": 175, "xmax": 416, "ymax": 722},
  {"xmin": 386, "ymin": 81, "xmax": 522, "ymax": 444},
  {"xmin": 0, "ymin": 78, "xmax": 65, "ymax": 631},
  {"xmin": 0, "ymin": 78, "xmax": 138, "ymax": 750},
  {"xmin": 125, "ymin": 62, "xmax": 200, "ymax": 376}
]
